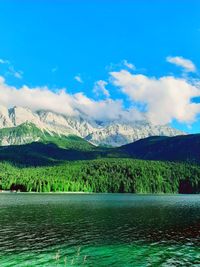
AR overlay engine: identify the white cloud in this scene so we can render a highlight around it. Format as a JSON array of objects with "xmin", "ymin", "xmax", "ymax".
[
  {"xmin": 166, "ymin": 56, "xmax": 196, "ymax": 73},
  {"xmin": 7, "ymin": 66, "xmax": 23, "ymax": 79},
  {"xmin": 110, "ymin": 70, "xmax": 200, "ymax": 124},
  {"xmin": 73, "ymin": 93, "xmax": 144, "ymax": 121},
  {"xmin": 0, "ymin": 77, "xmax": 75, "ymax": 115},
  {"xmin": 0, "ymin": 58, "xmax": 23, "ymax": 79},
  {"xmin": 1, "ymin": 59, "xmax": 200, "ymax": 126},
  {"xmin": 123, "ymin": 60, "xmax": 136, "ymax": 70},
  {"xmin": 93, "ymin": 80, "xmax": 110, "ymax": 98},
  {"xmin": 0, "ymin": 59, "xmax": 9, "ymax": 64},
  {"xmin": 51, "ymin": 67, "xmax": 58, "ymax": 73},
  {"xmin": 74, "ymin": 75, "xmax": 83, "ymax": 83},
  {"xmin": 106, "ymin": 60, "xmax": 136, "ymax": 72},
  {"xmin": 0, "ymin": 76, "xmax": 142, "ymax": 122},
  {"xmin": 13, "ymin": 71, "xmax": 23, "ymax": 79}
]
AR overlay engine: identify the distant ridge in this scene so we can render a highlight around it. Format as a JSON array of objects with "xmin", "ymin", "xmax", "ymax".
[
  {"xmin": 119, "ymin": 134, "xmax": 200, "ymax": 163},
  {"xmin": 1, "ymin": 133, "xmax": 200, "ymax": 166}
]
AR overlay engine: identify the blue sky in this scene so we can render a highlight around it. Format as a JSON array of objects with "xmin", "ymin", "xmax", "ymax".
[{"xmin": 0, "ymin": 0, "xmax": 200, "ymax": 132}]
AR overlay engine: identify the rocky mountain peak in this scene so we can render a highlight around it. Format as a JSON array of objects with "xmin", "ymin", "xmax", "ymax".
[{"xmin": 0, "ymin": 105, "xmax": 185, "ymax": 147}]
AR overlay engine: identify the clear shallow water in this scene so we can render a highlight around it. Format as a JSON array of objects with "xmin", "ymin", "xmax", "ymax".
[{"xmin": 0, "ymin": 193, "xmax": 199, "ymax": 266}]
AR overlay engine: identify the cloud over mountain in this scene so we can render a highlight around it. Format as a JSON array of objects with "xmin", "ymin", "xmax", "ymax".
[
  {"xmin": 93, "ymin": 80, "xmax": 110, "ymax": 98},
  {"xmin": 0, "ymin": 59, "xmax": 200, "ymax": 126},
  {"xmin": 0, "ymin": 76, "xmax": 143, "ymax": 123},
  {"xmin": 110, "ymin": 70, "xmax": 200, "ymax": 124}
]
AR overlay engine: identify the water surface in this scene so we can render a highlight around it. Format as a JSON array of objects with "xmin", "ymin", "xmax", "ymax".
[{"xmin": 0, "ymin": 193, "xmax": 199, "ymax": 266}]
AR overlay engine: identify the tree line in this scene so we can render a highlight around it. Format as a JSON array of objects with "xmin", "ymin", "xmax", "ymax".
[{"xmin": 0, "ymin": 159, "xmax": 199, "ymax": 194}]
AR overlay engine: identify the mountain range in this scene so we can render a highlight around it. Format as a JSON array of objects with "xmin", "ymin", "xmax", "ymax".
[
  {"xmin": 1, "ymin": 133, "xmax": 200, "ymax": 166},
  {"xmin": 0, "ymin": 105, "xmax": 199, "ymax": 194},
  {"xmin": 0, "ymin": 105, "xmax": 184, "ymax": 147}
]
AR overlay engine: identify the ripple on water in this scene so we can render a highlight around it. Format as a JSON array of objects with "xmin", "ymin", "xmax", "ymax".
[{"xmin": 0, "ymin": 193, "xmax": 199, "ymax": 266}]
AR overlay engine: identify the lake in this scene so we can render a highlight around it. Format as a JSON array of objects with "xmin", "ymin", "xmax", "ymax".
[{"xmin": 0, "ymin": 193, "xmax": 199, "ymax": 266}]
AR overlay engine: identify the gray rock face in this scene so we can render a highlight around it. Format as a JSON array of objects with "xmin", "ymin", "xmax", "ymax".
[{"xmin": 0, "ymin": 105, "xmax": 185, "ymax": 147}]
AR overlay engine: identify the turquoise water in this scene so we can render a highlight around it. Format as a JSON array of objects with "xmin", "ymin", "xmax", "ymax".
[{"xmin": 0, "ymin": 193, "xmax": 199, "ymax": 266}]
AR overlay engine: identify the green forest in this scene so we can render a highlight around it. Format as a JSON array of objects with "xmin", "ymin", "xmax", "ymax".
[{"xmin": 0, "ymin": 159, "xmax": 199, "ymax": 194}]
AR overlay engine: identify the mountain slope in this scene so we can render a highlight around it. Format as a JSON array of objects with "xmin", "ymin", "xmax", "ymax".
[
  {"xmin": 0, "ymin": 142, "xmax": 96, "ymax": 166},
  {"xmin": 85, "ymin": 122, "xmax": 182, "ymax": 147},
  {"xmin": 0, "ymin": 141, "xmax": 118, "ymax": 166},
  {"xmin": 119, "ymin": 134, "xmax": 200, "ymax": 163},
  {"xmin": 1, "ymin": 131, "xmax": 200, "ymax": 167},
  {"xmin": 0, "ymin": 105, "xmax": 184, "ymax": 147},
  {"xmin": 0, "ymin": 122, "xmax": 95, "ymax": 151},
  {"xmin": 0, "ymin": 122, "xmax": 42, "ymax": 146}
]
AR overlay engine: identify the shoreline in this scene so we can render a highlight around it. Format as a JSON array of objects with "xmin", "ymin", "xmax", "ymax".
[
  {"xmin": 0, "ymin": 191, "xmax": 198, "ymax": 195},
  {"xmin": 0, "ymin": 190, "xmax": 92, "ymax": 194}
]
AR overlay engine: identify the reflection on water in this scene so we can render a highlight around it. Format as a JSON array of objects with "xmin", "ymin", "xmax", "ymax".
[{"xmin": 0, "ymin": 193, "xmax": 199, "ymax": 266}]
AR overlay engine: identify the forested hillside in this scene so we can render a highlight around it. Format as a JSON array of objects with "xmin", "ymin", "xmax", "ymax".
[
  {"xmin": 0, "ymin": 133, "xmax": 200, "ymax": 194},
  {"xmin": 120, "ymin": 134, "xmax": 200, "ymax": 163},
  {"xmin": 0, "ymin": 159, "xmax": 199, "ymax": 194},
  {"xmin": 0, "ymin": 142, "xmax": 120, "ymax": 166}
]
